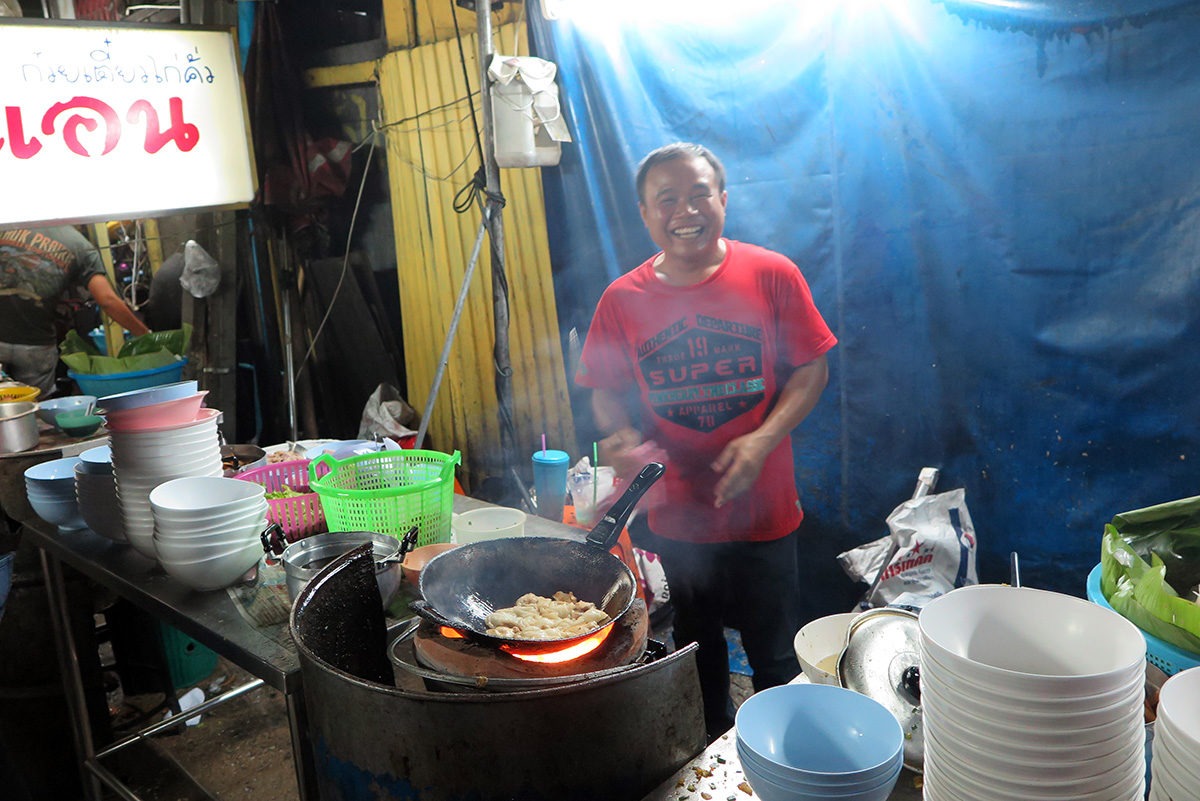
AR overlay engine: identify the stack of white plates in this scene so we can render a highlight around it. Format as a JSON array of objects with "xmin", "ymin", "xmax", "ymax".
[
  {"xmin": 920, "ymin": 584, "xmax": 1148, "ymax": 801},
  {"xmin": 149, "ymin": 476, "xmax": 267, "ymax": 591},
  {"xmin": 1150, "ymin": 667, "xmax": 1200, "ymax": 800},
  {"xmin": 75, "ymin": 446, "xmax": 124, "ymax": 543},
  {"xmin": 24, "ymin": 456, "xmax": 86, "ymax": 533},
  {"xmin": 110, "ymin": 408, "xmax": 223, "ymax": 559}
]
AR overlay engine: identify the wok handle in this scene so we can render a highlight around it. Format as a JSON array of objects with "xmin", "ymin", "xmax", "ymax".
[
  {"xmin": 409, "ymin": 599, "xmax": 460, "ymax": 630},
  {"xmin": 585, "ymin": 462, "xmax": 665, "ymax": 551}
]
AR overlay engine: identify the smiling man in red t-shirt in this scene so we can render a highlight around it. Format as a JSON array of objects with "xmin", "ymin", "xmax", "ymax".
[{"xmin": 576, "ymin": 142, "xmax": 837, "ymax": 741}]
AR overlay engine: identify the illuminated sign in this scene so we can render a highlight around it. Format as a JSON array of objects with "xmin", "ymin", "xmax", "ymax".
[{"xmin": 0, "ymin": 19, "xmax": 256, "ymax": 226}]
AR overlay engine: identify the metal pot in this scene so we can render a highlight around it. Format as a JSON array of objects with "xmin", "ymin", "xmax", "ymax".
[
  {"xmin": 270, "ymin": 530, "xmax": 413, "ymax": 609},
  {"xmin": 410, "ymin": 463, "xmax": 665, "ymax": 654},
  {"xmin": 0, "ymin": 401, "xmax": 39, "ymax": 454}
]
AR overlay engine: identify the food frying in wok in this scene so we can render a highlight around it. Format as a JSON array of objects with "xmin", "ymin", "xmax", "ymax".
[{"xmin": 485, "ymin": 591, "xmax": 611, "ymax": 641}]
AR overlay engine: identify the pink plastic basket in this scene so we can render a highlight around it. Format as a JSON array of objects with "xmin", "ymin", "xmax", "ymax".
[{"xmin": 235, "ymin": 459, "xmax": 327, "ymax": 542}]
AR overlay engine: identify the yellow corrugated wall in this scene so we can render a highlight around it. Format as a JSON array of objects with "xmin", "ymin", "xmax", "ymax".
[{"xmin": 378, "ymin": 24, "xmax": 576, "ymax": 491}]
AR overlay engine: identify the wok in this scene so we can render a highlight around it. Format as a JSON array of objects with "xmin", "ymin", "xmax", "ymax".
[{"xmin": 411, "ymin": 462, "xmax": 665, "ymax": 655}]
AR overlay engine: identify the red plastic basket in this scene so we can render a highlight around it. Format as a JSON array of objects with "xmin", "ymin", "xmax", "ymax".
[{"xmin": 235, "ymin": 459, "xmax": 327, "ymax": 542}]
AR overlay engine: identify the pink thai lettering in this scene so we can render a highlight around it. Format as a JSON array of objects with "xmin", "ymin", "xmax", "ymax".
[
  {"xmin": 41, "ymin": 96, "xmax": 122, "ymax": 157},
  {"xmin": 0, "ymin": 107, "xmax": 42, "ymax": 159},
  {"xmin": 128, "ymin": 96, "xmax": 200, "ymax": 153}
]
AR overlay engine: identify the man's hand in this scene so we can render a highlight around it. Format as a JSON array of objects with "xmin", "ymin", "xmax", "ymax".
[
  {"xmin": 598, "ymin": 427, "xmax": 643, "ymax": 477},
  {"xmin": 710, "ymin": 431, "xmax": 774, "ymax": 508}
]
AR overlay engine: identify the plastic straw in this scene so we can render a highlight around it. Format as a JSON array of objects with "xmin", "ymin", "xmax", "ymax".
[
  {"xmin": 541, "ymin": 433, "xmax": 547, "ymax": 456},
  {"xmin": 592, "ymin": 441, "xmax": 599, "ymax": 509}
]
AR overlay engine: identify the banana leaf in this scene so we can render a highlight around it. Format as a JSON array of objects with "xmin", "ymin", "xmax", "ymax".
[
  {"xmin": 60, "ymin": 348, "xmax": 178, "ymax": 375},
  {"xmin": 1109, "ymin": 494, "xmax": 1200, "ymax": 590},
  {"xmin": 118, "ymin": 324, "xmax": 192, "ymax": 358},
  {"xmin": 1101, "ymin": 525, "xmax": 1200, "ymax": 655}
]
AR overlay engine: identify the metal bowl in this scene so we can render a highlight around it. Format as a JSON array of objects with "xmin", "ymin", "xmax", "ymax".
[
  {"xmin": 0, "ymin": 401, "xmax": 39, "ymax": 454},
  {"xmin": 280, "ymin": 531, "xmax": 401, "ymax": 610}
]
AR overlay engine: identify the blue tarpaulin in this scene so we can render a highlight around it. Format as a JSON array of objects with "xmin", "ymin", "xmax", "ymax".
[{"xmin": 529, "ymin": 0, "xmax": 1200, "ymax": 606}]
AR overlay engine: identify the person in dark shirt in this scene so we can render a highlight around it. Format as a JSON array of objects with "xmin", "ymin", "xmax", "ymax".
[{"xmin": 0, "ymin": 226, "xmax": 149, "ymax": 396}]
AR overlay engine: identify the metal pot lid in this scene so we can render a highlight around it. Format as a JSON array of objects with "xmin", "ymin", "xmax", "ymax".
[{"xmin": 836, "ymin": 606, "xmax": 924, "ymax": 773}]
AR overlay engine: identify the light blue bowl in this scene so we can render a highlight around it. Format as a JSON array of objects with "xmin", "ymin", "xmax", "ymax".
[
  {"xmin": 735, "ymin": 684, "xmax": 904, "ymax": 779},
  {"xmin": 737, "ymin": 738, "xmax": 902, "ymax": 789},
  {"xmin": 36, "ymin": 395, "xmax": 97, "ymax": 426},
  {"xmin": 96, "ymin": 378, "xmax": 198, "ymax": 413},
  {"xmin": 742, "ymin": 761, "xmax": 901, "ymax": 801},
  {"xmin": 79, "ymin": 445, "xmax": 114, "ymax": 475},
  {"xmin": 24, "ymin": 456, "xmax": 83, "ymax": 484}
]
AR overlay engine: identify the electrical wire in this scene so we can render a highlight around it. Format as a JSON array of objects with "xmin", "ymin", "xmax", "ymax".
[{"xmin": 293, "ymin": 126, "xmax": 379, "ymax": 383}]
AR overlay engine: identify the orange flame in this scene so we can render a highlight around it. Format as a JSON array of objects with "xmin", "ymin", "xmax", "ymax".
[
  {"xmin": 440, "ymin": 626, "xmax": 466, "ymax": 639},
  {"xmin": 502, "ymin": 625, "xmax": 613, "ymax": 663}
]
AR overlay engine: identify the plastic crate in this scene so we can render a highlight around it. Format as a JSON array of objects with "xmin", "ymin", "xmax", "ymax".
[
  {"xmin": 235, "ymin": 460, "xmax": 327, "ymax": 542},
  {"xmin": 68, "ymin": 358, "xmax": 187, "ymax": 397},
  {"xmin": 1086, "ymin": 563, "xmax": 1200, "ymax": 676},
  {"xmin": 308, "ymin": 449, "xmax": 459, "ymax": 547},
  {"xmin": 157, "ymin": 622, "xmax": 217, "ymax": 690}
]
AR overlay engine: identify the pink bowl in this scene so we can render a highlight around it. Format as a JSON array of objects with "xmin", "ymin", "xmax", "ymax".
[{"xmin": 103, "ymin": 392, "xmax": 209, "ymax": 432}]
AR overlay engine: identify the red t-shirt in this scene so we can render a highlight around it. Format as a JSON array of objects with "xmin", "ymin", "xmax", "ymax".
[{"xmin": 576, "ymin": 240, "xmax": 837, "ymax": 543}]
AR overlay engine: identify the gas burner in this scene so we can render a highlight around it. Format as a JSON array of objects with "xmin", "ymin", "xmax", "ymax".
[{"xmin": 389, "ymin": 599, "xmax": 653, "ymax": 691}]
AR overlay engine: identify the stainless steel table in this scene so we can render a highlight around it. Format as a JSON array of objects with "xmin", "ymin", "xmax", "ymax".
[
  {"xmin": 22, "ymin": 494, "xmax": 591, "ymax": 801},
  {"xmin": 24, "ymin": 521, "xmax": 317, "ymax": 801}
]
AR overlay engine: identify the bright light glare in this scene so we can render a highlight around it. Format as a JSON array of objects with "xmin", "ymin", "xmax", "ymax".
[{"xmin": 546, "ymin": 0, "xmax": 926, "ymax": 48}]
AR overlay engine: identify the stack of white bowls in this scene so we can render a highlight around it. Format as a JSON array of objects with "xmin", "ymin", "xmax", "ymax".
[
  {"xmin": 920, "ymin": 584, "xmax": 1148, "ymax": 801},
  {"xmin": 1150, "ymin": 666, "xmax": 1200, "ymax": 800},
  {"xmin": 74, "ymin": 444, "xmax": 125, "ymax": 543},
  {"xmin": 110, "ymin": 409, "xmax": 224, "ymax": 558},
  {"xmin": 24, "ymin": 456, "xmax": 86, "ymax": 533},
  {"xmin": 148, "ymin": 476, "xmax": 267, "ymax": 591}
]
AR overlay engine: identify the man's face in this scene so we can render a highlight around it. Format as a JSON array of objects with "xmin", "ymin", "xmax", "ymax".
[{"xmin": 639, "ymin": 155, "xmax": 727, "ymax": 268}]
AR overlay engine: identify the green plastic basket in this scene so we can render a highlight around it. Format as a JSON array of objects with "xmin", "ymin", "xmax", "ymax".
[{"xmin": 308, "ymin": 449, "xmax": 460, "ymax": 547}]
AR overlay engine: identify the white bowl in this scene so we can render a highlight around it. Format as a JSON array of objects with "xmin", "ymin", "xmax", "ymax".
[
  {"xmin": 922, "ymin": 677, "xmax": 1144, "ymax": 733},
  {"xmin": 154, "ymin": 501, "xmax": 268, "ymax": 533},
  {"xmin": 1151, "ymin": 727, "xmax": 1200, "ymax": 791},
  {"xmin": 923, "ymin": 697, "xmax": 1144, "ymax": 764},
  {"xmin": 925, "ymin": 745, "xmax": 1143, "ymax": 801},
  {"xmin": 1157, "ymin": 667, "xmax": 1200, "ymax": 750},
  {"xmin": 920, "ymin": 643, "xmax": 1146, "ymax": 710},
  {"xmin": 153, "ymin": 529, "xmax": 263, "ymax": 563},
  {"xmin": 921, "ymin": 681, "xmax": 1143, "ymax": 748},
  {"xmin": 111, "ymin": 443, "xmax": 222, "ymax": 468},
  {"xmin": 793, "ymin": 612, "xmax": 857, "ymax": 686},
  {"xmin": 919, "ymin": 584, "xmax": 1147, "ymax": 695},
  {"xmin": 97, "ymin": 380, "xmax": 198, "ymax": 413},
  {"xmin": 110, "ymin": 422, "xmax": 220, "ymax": 447},
  {"xmin": 154, "ymin": 503, "xmax": 267, "ymax": 538},
  {"xmin": 926, "ymin": 728, "xmax": 1144, "ymax": 797},
  {"xmin": 451, "ymin": 507, "xmax": 527, "ymax": 544},
  {"xmin": 924, "ymin": 718, "xmax": 1144, "ymax": 784},
  {"xmin": 158, "ymin": 541, "xmax": 261, "ymax": 591},
  {"xmin": 149, "ymin": 476, "xmax": 266, "ymax": 517}
]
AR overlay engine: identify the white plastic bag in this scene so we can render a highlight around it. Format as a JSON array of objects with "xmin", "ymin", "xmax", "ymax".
[
  {"xmin": 839, "ymin": 488, "xmax": 978, "ymax": 609},
  {"xmin": 180, "ymin": 240, "xmax": 220, "ymax": 299}
]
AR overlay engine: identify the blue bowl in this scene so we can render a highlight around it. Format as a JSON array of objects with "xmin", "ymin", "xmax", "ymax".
[
  {"xmin": 96, "ymin": 378, "xmax": 198, "ymax": 413},
  {"xmin": 737, "ymin": 739, "xmax": 902, "ymax": 789},
  {"xmin": 36, "ymin": 395, "xmax": 97, "ymax": 426},
  {"xmin": 24, "ymin": 456, "xmax": 83, "ymax": 483},
  {"xmin": 735, "ymin": 684, "xmax": 904, "ymax": 779},
  {"xmin": 68, "ymin": 359, "xmax": 188, "ymax": 400},
  {"xmin": 741, "ymin": 755, "xmax": 902, "ymax": 801}
]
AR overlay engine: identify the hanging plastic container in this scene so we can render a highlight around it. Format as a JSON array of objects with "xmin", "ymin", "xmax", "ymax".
[{"xmin": 492, "ymin": 80, "xmax": 562, "ymax": 168}]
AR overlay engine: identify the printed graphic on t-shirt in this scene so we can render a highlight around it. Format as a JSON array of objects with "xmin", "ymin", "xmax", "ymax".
[
  {"xmin": 638, "ymin": 314, "xmax": 765, "ymax": 432},
  {"xmin": 0, "ymin": 228, "xmax": 76, "ymax": 306}
]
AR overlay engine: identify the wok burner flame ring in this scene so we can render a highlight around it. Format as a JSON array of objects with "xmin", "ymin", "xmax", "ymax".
[
  {"xmin": 502, "ymin": 625, "xmax": 613, "ymax": 663},
  {"xmin": 438, "ymin": 624, "xmax": 614, "ymax": 663}
]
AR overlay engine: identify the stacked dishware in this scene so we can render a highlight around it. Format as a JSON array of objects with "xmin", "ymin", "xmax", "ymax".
[
  {"xmin": 24, "ymin": 456, "xmax": 87, "ymax": 533},
  {"xmin": 734, "ymin": 683, "xmax": 904, "ymax": 801},
  {"xmin": 148, "ymin": 476, "xmax": 267, "ymax": 591},
  {"xmin": 1149, "ymin": 666, "xmax": 1200, "ymax": 800},
  {"xmin": 920, "ymin": 584, "xmax": 1148, "ymax": 801},
  {"xmin": 74, "ymin": 444, "xmax": 125, "ymax": 543},
  {"xmin": 99, "ymin": 381, "xmax": 222, "ymax": 559}
]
